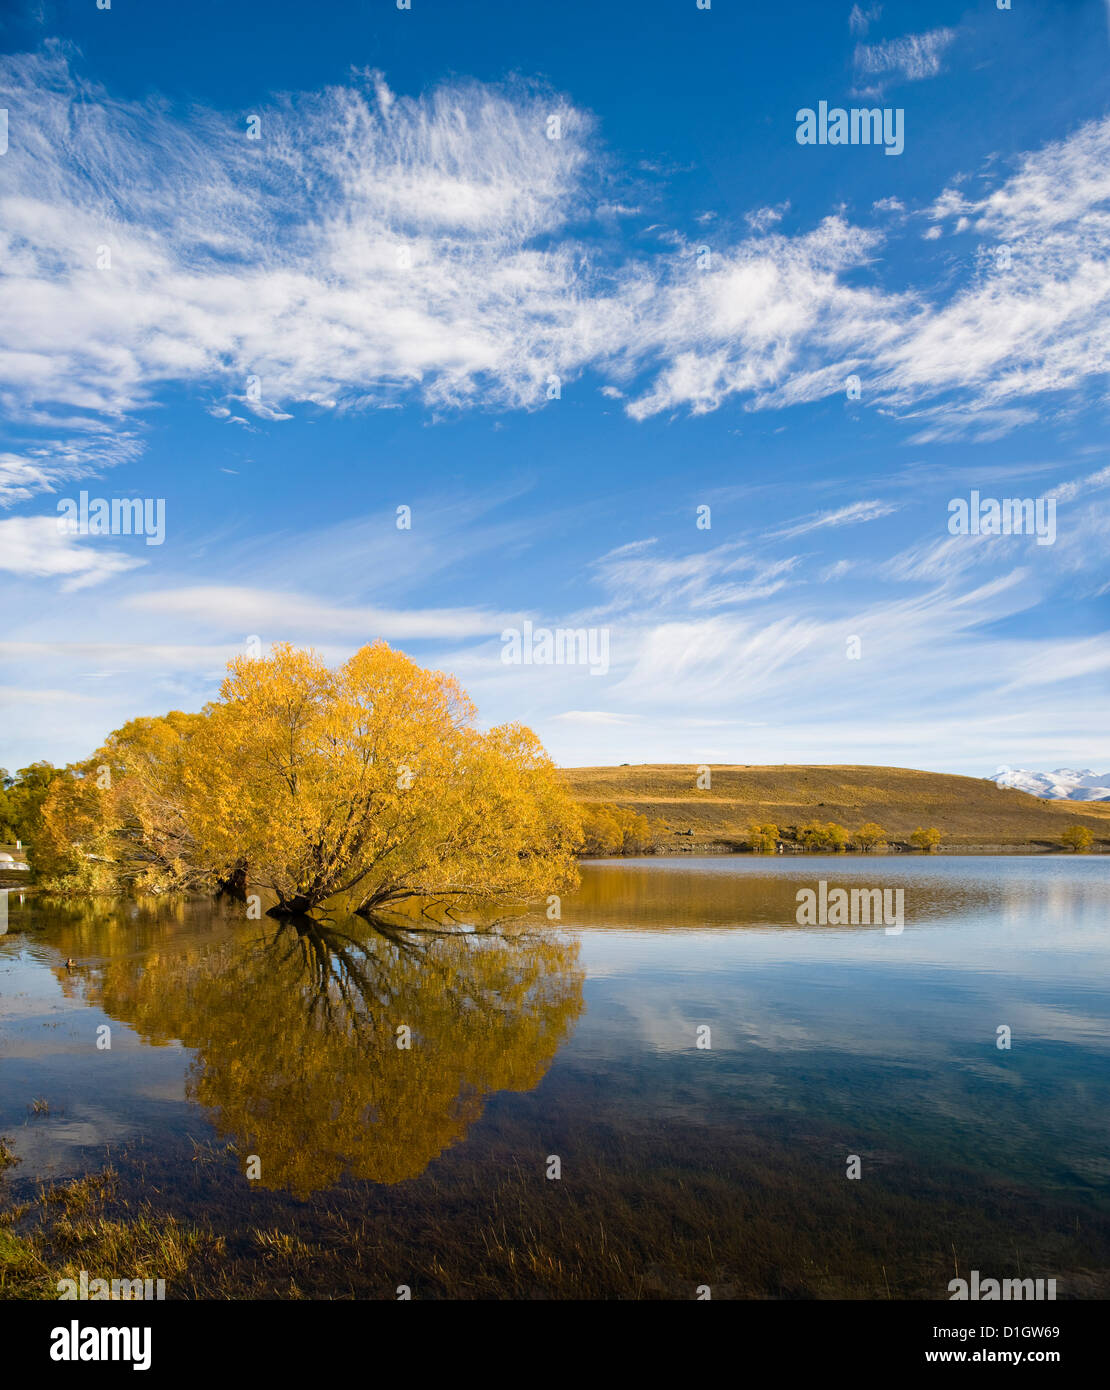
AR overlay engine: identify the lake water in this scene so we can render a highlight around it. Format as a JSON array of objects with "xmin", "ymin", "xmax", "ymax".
[{"xmin": 2, "ymin": 856, "xmax": 1109, "ymax": 1299}]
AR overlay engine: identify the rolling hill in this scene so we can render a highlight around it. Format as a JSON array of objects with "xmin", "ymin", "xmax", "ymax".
[{"xmin": 559, "ymin": 764, "xmax": 1110, "ymax": 851}]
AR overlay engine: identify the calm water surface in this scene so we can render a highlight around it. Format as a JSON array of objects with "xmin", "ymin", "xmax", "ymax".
[{"xmin": 2, "ymin": 856, "xmax": 1108, "ymax": 1298}]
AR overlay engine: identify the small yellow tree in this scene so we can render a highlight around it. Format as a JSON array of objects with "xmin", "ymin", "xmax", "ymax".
[
  {"xmin": 578, "ymin": 804, "xmax": 624, "ymax": 856},
  {"xmin": 1060, "ymin": 825, "xmax": 1094, "ymax": 853},
  {"xmin": 748, "ymin": 822, "xmax": 780, "ymax": 853},
  {"xmin": 910, "ymin": 826, "xmax": 942, "ymax": 853},
  {"xmin": 578, "ymin": 803, "xmax": 655, "ymax": 856},
  {"xmin": 854, "ymin": 822, "xmax": 887, "ymax": 852},
  {"xmin": 799, "ymin": 821, "xmax": 849, "ymax": 852}
]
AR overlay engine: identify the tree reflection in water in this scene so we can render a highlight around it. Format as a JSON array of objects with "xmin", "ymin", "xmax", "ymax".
[{"xmin": 76, "ymin": 908, "xmax": 583, "ymax": 1196}]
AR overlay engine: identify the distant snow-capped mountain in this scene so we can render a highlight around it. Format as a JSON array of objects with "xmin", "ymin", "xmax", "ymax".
[{"xmin": 991, "ymin": 767, "xmax": 1110, "ymax": 801}]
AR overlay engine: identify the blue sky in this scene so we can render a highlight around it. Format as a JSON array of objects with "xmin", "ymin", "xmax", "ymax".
[{"xmin": 1, "ymin": 0, "xmax": 1108, "ymax": 776}]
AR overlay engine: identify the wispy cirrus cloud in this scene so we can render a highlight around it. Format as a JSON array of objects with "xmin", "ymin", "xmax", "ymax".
[
  {"xmin": 0, "ymin": 435, "xmax": 142, "ymax": 507},
  {"xmin": 0, "ymin": 453, "xmax": 57, "ymax": 506},
  {"xmin": 0, "ymin": 46, "xmax": 604, "ymax": 431},
  {"xmin": 617, "ymin": 217, "xmax": 899, "ymax": 420},
  {"xmin": 768, "ymin": 499, "xmax": 897, "ymax": 540},
  {"xmin": 848, "ymin": 5, "xmax": 882, "ymax": 38},
  {"xmin": 125, "ymin": 585, "xmax": 513, "ymax": 640},
  {"xmin": 852, "ymin": 27, "xmax": 957, "ymax": 93},
  {"xmin": 2, "ymin": 42, "xmax": 1110, "ymax": 470},
  {"xmin": 1050, "ymin": 463, "xmax": 1110, "ymax": 503},
  {"xmin": 591, "ymin": 540, "xmax": 798, "ymax": 612}
]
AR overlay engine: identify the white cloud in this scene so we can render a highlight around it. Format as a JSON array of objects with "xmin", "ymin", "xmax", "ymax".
[
  {"xmin": 0, "ymin": 49, "xmax": 606, "ymax": 428},
  {"xmin": 0, "ymin": 641, "xmax": 235, "ymax": 672},
  {"xmin": 618, "ymin": 217, "xmax": 899, "ymax": 420},
  {"xmin": 551, "ymin": 710, "xmax": 638, "ymax": 726},
  {"xmin": 853, "ymin": 28, "xmax": 957, "ymax": 89},
  {"xmin": 0, "ymin": 685, "xmax": 104, "ymax": 705},
  {"xmin": 0, "ymin": 453, "xmax": 56, "ymax": 506},
  {"xmin": 1, "ymin": 47, "xmax": 1109, "ymax": 457},
  {"xmin": 881, "ymin": 533, "xmax": 1003, "ymax": 584},
  {"xmin": 744, "ymin": 202, "xmax": 790, "ymax": 233},
  {"xmin": 0, "ymin": 516, "xmax": 144, "ymax": 590},
  {"xmin": 126, "ymin": 585, "xmax": 511, "ymax": 640},
  {"xmin": 904, "ymin": 406, "xmax": 1039, "ymax": 445},
  {"xmin": 942, "ymin": 118, "xmax": 1110, "ymax": 236},
  {"xmin": 591, "ymin": 540, "xmax": 798, "ymax": 611},
  {"xmin": 1050, "ymin": 463, "xmax": 1110, "ymax": 502},
  {"xmin": 612, "ymin": 614, "xmax": 823, "ymax": 706},
  {"xmin": 768, "ymin": 499, "xmax": 897, "ymax": 540},
  {"xmin": 0, "ymin": 435, "xmax": 141, "ymax": 507},
  {"xmin": 849, "ymin": 4, "xmax": 882, "ymax": 38},
  {"xmin": 1002, "ymin": 635, "xmax": 1110, "ymax": 690}
]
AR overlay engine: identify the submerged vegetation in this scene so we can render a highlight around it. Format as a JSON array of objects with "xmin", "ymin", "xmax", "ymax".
[
  {"xmin": 5, "ymin": 1109, "xmax": 1105, "ymax": 1300},
  {"xmin": 0, "ymin": 1160, "xmax": 220, "ymax": 1301}
]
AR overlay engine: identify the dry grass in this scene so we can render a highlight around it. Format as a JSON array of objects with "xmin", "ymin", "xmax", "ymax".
[
  {"xmin": 0, "ymin": 1161, "xmax": 223, "ymax": 1301},
  {"xmin": 561, "ymin": 764, "xmax": 1110, "ymax": 851}
]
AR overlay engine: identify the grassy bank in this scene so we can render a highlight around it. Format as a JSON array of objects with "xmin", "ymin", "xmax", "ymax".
[{"xmin": 561, "ymin": 764, "xmax": 1110, "ymax": 853}]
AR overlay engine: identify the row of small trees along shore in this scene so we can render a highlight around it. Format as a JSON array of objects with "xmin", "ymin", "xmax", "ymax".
[{"xmin": 749, "ymin": 821, "xmax": 942, "ymax": 853}]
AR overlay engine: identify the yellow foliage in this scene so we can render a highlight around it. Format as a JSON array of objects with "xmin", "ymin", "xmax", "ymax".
[
  {"xmin": 35, "ymin": 712, "xmax": 210, "ymax": 893},
  {"xmin": 854, "ymin": 822, "xmax": 888, "ymax": 852},
  {"xmin": 37, "ymin": 642, "xmax": 581, "ymax": 915},
  {"xmin": 748, "ymin": 823, "xmax": 779, "ymax": 853},
  {"xmin": 909, "ymin": 826, "xmax": 942, "ymax": 852},
  {"xmin": 798, "ymin": 821, "xmax": 849, "ymax": 852},
  {"xmin": 577, "ymin": 802, "xmax": 656, "ymax": 856}
]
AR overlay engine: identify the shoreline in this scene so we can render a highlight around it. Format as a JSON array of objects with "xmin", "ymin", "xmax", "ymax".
[{"xmin": 582, "ymin": 843, "xmax": 1108, "ymax": 859}]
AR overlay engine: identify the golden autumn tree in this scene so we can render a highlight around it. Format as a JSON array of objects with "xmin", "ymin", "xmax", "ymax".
[
  {"xmin": 180, "ymin": 641, "xmax": 582, "ymax": 915},
  {"xmin": 579, "ymin": 803, "xmax": 623, "ymax": 855},
  {"xmin": 35, "ymin": 642, "xmax": 580, "ymax": 914},
  {"xmin": 748, "ymin": 822, "xmax": 780, "ymax": 854},
  {"xmin": 34, "ymin": 763, "xmax": 117, "ymax": 891},
  {"xmin": 578, "ymin": 802, "xmax": 656, "ymax": 856},
  {"xmin": 35, "ymin": 712, "xmax": 210, "ymax": 893},
  {"xmin": 854, "ymin": 822, "xmax": 887, "ymax": 852},
  {"xmin": 798, "ymin": 821, "xmax": 849, "ymax": 852}
]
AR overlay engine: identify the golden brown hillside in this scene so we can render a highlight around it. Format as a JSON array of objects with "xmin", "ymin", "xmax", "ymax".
[{"xmin": 559, "ymin": 764, "xmax": 1110, "ymax": 851}]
